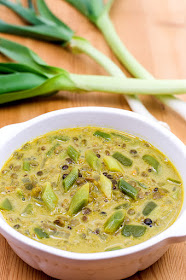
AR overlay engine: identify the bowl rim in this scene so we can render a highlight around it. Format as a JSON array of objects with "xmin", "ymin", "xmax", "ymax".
[{"xmin": 0, "ymin": 106, "xmax": 185, "ymax": 261}]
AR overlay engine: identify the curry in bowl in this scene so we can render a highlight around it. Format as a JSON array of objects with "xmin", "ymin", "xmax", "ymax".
[{"xmin": 0, "ymin": 127, "xmax": 183, "ymax": 253}]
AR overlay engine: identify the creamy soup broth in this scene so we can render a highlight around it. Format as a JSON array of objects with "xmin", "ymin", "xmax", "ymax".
[{"xmin": 0, "ymin": 127, "xmax": 183, "ymax": 253}]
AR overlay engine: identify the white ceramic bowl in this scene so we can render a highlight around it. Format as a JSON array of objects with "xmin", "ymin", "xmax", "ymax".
[{"xmin": 0, "ymin": 107, "xmax": 185, "ymax": 280}]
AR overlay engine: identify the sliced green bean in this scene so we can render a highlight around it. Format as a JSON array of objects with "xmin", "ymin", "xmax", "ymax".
[
  {"xmin": 22, "ymin": 204, "xmax": 33, "ymax": 215},
  {"xmin": 104, "ymin": 210, "xmax": 125, "ymax": 234},
  {"xmin": 63, "ymin": 167, "xmax": 78, "ymax": 192},
  {"xmin": 67, "ymin": 145, "xmax": 80, "ymax": 163},
  {"xmin": 93, "ymin": 130, "xmax": 111, "ymax": 141},
  {"xmin": 105, "ymin": 246, "xmax": 122, "ymax": 251},
  {"xmin": 114, "ymin": 203, "xmax": 130, "ymax": 210},
  {"xmin": 34, "ymin": 227, "xmax": 49, "ymax": 239},
  {"xmin": 99, "ymin": 174, "xmax": 112, "ymax": 199},
  {"xmin": 111, "ymin": 132, "xmax": 131, "ymax": 142},
  {"xmin": 0, "ymin": 198, "xmax": 12, "ymax": 210},
  {"xmin": 46, "ymin": 143, "xmax": 60, "ymax": 157},
  {"xmin": 53, "ymin": 135, "xmax": 69, "ymax": 142},
  {"xmin": 167, "ymin": 178, "xmax": 181, "ymax": 185},
  {"xmin": 85, "ymin": 150, "xmax": 101, "ymax": 171},
  {"xmin": 122, "ymin": 225, "xmax": 146, "ymax": 237},
  {"xmin": 16, "ymin": 187, "xmax": 25, "ymax": 199},
  {"xmin": 112, "ymin": 152, "xmax": 133, "ymax": 167},
  {"xmin": 136, "ymin": 180, "xmax": 148, "ymax": 189},
  {"xmin": 42, "ymin": 182, "xmax": 58, "ymax": 211},
  {"xmin": 118, "ymin": 179, "xmax": 138, "ymax": 200},
  {"xmin": 33, "ymin": 197, "xmax": 44, "ymax": 206},
  {"xmin": 68, "ymin": 183, "xmax": 89, "ymax": 216},
  {"xmin": 142, "ymin": 155, "xmax": 159, "ymax": 172},
  {"xmin": 142, "ymin": 201, "xmax": 157, "ymax": 216},
  {"xmin": 23, "ymin": 159, "xmax": 30, "ymax": 171},
  {"xmin": 103, "ymin": 156, "xmax": 123, "ymax": 173}
]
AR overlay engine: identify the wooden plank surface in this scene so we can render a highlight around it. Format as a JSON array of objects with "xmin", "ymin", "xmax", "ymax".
[{"xmin": 0, "ymin": 0, "xmax": 185, "ymax": 279}]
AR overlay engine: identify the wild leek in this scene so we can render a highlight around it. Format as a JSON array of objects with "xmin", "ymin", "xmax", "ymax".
[
  {"xmin": 0, "ymin": 0, "xmax": 161, "ymax": 123},
  {"xmin": 1, "ymin": 38, "xmax": 186, "ymax": 104},
  {"xmin": 65, "ymin": 0, "xmax": 186, "ymax": 122}
]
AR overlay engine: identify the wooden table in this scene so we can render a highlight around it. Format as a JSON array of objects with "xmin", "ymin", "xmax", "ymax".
[{"xmin": 0, "ymin": 0, "xmax": 185, "ymax": 279}]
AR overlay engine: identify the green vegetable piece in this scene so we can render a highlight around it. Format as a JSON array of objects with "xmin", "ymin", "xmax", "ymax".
[
  {"xmin": 104, "ymin": 210, "xmax": 125, "ymax": 234},
  {"xmin": 172, "ymin": 190, "xmax": 180, "ymax": 200},
  {"xmin": 112, "ymin": 152, "xmax": 133, "ymax": 167},
  {"xmin": 99, "ymin": 174, "xmax": 112, "ymax": 199},
  {"xmin": 105, "ymin": 246, "xmax": 122, "ymax": 251},
  {"xmin": 142, "ymin": 201, "xmax": 157, "ymax": 216},
  {"xmin": 34, "ymin": 227, "xmax": 49, "ymax": 239},
  {"xmin": 63, "ymin": 167, "xmax": 78, "ymax": 192},
  {"xmin": 22, "ymin": 203, "xmax": 33, "ymax": 215},
  {"xmin": 33, "ymin": 197, "xmax": 44, "ymax": 206},
  {"xmin": 23, "ymin": 160, "xmax": 30, "ymax": 171},
  {"xmin": 136, "ymin": 180, "xmax": 148, "ymax": 189},
  {"xmin": 142, "ymin": 155, "xmax": 159, "ymax": 172},
  {"xmin": 114, "ymin": 203, "xmax": 130, "ymax": 210},
  {"xmin": 68, "ymin": 183, "xmax": 89, "ymax": 216},
  {"xmin": 0, "ymin": 198, "xmax": 12, "ymax": 210},
  {"xmin": 118, "ymin": 179, "xmax": 138, "ymax": 200},
  {"xmin": 53, "ymin": 135, "xmax": 69, "ymax": 141},
  {"xmin": 122, "ymin": 225, "xmax": 146, "ymax": 237},
  {"xmin": 167, "ymin": 178, "xmax": 181, "ymax": 185},
  {"xmin": 111, "ymin": 133, "xmax": 130, "ymax": 142},
  {"xmin": 93, "ymin": 130, "xmax": 111, "ymax": 141},
  {"xmin": 85, "ymin": 150, "xmax": 101, "ymax": 171},
  {"xmin": 46, "ymin": 143, "xmax": 60, "ymax": 157},
  {"xmin": 42, "ymin": 182, "xmax": 58, "ymax": 211},
  {"xmin": 67, "ymin": 145, "xmax": 80, "ymax": 162},
  {"xmin": 103, "ymin": 156, "xmax": 123, "ymax": 173},
  {"xmin": 16, "ymin": 187, "xmax": 25, "ymax": 199}
]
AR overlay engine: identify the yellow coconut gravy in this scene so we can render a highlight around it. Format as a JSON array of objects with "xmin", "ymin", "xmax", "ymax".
[{"xmin": 0, "ymin": 127, "xmax": 183, "ymax": 253}]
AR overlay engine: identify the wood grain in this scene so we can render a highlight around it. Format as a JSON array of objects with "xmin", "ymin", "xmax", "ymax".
[{"xmin": 0, "ymin": 0, "xmax": 185, "ymax": 279}]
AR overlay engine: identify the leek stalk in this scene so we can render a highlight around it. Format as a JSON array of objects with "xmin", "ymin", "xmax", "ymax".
[
  {"xmin": 1, "ymin": 39, "xmax": 186, "ymax": 105},
  {"xmin": 0, "ymin": 0, "xmax": 162, "ymax": 123},
  {"xmin": 65, "ymin": 0, "xmax": 186, "ymax": 122}
]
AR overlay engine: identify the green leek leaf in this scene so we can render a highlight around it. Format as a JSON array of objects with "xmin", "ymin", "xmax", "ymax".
[
  {"xmin": 0, "ymin": 20, "xmax": 71, "ymax": 43},
  {"xmin": 0, "ymin": 71, "xmax": 75, "ymax": 104},
  {"xmin": 28, "ymin": 0, "xmax": 35, "ymax": 11},
  {"xmin": 0, "ymin": 72, "xmax": 47, "ymax": 94},
  {"xmin": 65, "ymin": 0, "xmax": 105, "ymax": 23},
  {"xmin": 0, "ymin": 62, "xmax": 47, "ymax": 76},
  {"xmin": 37, "ymin": 0, "xmax": 73, "ymax": 34},
  {"xmin": 0, "ymin": 0, "xmax": 42, "ymax": 25},
  {"xmin": 0, "ymin": 0, "xmax": 74, "ymax": 42},
  {"xmin": 0, "ymin": 64, "xmax": 18, "ymax": 74},
  {"xmin": 0, "ymin": 38, "xmax": 63, "ymax": 77}
]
